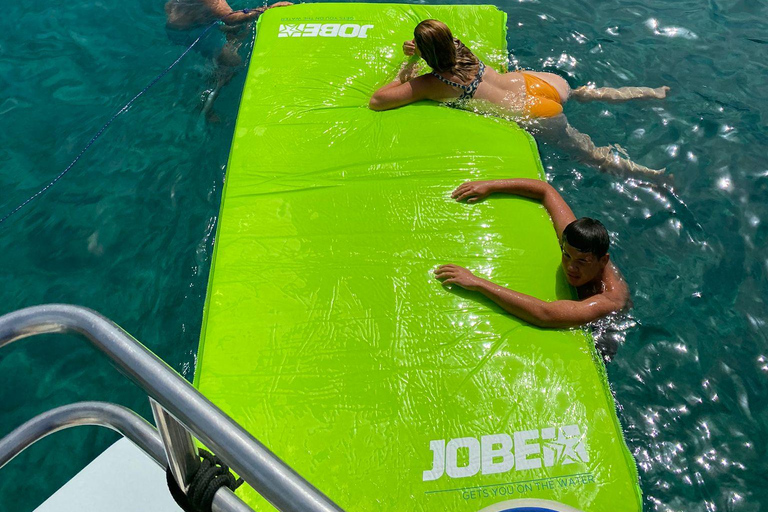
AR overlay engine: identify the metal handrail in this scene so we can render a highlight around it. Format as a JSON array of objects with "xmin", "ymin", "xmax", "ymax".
[
  {"xmin": 0, "ymin": 304, "xmax": 344, "ymax": 512},
  {"xmin": 0, "ymin": 401, "xmax": 252, "ymax": 512},
  {"xmin": 0, "ymin": 402, "xmax": 165, "ymax": 469}
]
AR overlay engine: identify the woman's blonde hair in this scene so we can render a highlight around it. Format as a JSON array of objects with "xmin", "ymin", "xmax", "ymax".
[{"xmin": 414, "ymin": 19, "xmax": 479, "ymax": 83}]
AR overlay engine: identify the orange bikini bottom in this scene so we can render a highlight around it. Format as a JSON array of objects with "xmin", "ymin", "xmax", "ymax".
[{"xmin": 522, "ymin": 73, "xmax": 564, "ymax": 118}]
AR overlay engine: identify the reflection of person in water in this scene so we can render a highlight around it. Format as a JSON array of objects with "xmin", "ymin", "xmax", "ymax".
[
  {"xmin": 370, "ymin": 19, "xmax": 670, "ymax": 177},
  {"xmin": 591, "ymin": 313, "xmax": 636, "ymax": 363},
  {"xmin": 435, "ymin": 179, "xmax": 630, "ymax": 330},
  {"xmin": 165, "ymin": 0, "xmax": 292, "ymax": 119}
]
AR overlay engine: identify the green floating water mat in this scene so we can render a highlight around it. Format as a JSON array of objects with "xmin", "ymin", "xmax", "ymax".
[{"xmin": 195, "ymin": 3, "xmax": 641, "ymax": 511}]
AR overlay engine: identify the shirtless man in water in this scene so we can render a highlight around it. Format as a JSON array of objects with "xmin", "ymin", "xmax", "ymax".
[
  {"xmin": 165, "ymin": 0, "xmax": 292, "ymax": 118},
  {"xmin": 434, "ymin": 179, "xmax": 629, "ymax": 329}
]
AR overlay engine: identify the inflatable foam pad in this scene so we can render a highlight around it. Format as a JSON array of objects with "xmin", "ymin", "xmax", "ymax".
[{"xmin": 195, "ymin": 3, "xmax": 641, "ymax": 511}]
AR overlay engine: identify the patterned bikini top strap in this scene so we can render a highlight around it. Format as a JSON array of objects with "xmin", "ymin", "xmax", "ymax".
[
  {"xmin": 460, "ymin": 62, "xmax": 485, "ymax": 100},
  {"xmin": 432, "ymin": 61, "xmax": 486, "ymax": 100},
  {"xmin": 431, "ymin": 71, "xmax": 470, "ymax": 92}
]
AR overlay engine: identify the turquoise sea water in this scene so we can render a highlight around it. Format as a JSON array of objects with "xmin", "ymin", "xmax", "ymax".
[{"xmin": 0, "ymin": 0, "xmax": 766, "ymax": 510}]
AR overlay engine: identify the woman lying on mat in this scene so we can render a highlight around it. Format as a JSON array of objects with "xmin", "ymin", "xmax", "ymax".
[{"xmin": 370, "ymin": 19, "xmax": 670, "ymax": 177}]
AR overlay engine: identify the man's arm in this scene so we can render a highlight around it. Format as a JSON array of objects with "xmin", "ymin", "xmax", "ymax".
[
  {"xmin": 434, "ymin": 265, "xmax": 622, "ymax": 328},
  {"xmin": 207, "ymin": 0, "xmax": 292, "ymax": 25},
  {"xmin": 452, "ymin": 179, "xmax": 576, "ymax": 238},
  {"xmin": 204, "ymin": 0, "xmax": 259, "ymax": 24}
]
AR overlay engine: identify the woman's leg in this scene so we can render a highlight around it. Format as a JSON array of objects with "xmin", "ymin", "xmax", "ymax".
[
  {"xmin": 571, "ymin": 84, "xmax": 669, "ymax": 103},
  {"xmin": 530, "ymin": 114, "xmax": 665, "ymax": 176}
]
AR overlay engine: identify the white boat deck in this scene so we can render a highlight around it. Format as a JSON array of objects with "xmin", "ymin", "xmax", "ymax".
[{"xmin": 35, "ymin": 438, "xmax": 182, "ymax": 512}]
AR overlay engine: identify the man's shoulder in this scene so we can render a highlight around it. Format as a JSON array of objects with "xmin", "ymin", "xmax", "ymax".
[{"xmin": 597, "ymin": 277, "xmax": 630, "ymax": 311}]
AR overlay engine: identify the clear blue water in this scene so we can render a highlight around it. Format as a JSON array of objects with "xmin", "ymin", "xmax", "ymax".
[{"xmin": 1, "ymin": 0, "xmax": 766, "ymax": 510}]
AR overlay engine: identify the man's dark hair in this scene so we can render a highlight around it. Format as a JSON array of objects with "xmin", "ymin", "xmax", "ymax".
[{"xmin": 562, "ymin": 218, "xmax": 610, "ymax": 258}]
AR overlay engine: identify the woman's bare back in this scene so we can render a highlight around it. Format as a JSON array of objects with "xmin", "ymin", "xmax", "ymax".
[
  {"xmin": 437, "ymin": 67, "xmax": 569, "ymax": 117},
  {"xmin": 473, "ymin": 68, "xmax": 527, "ymax": 113}
]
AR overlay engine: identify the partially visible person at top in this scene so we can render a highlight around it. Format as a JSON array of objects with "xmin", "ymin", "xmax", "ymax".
[
  {"xmin": 370, "ymin": 19, "xmax": 670, "ymax": 178},
  {"xmin": 165, "ymin": 0, "xmax": 292, "ymax": 119},
  {"xmin": 434, "ymin": 178, "xmax": 630, "ymax": 330}
]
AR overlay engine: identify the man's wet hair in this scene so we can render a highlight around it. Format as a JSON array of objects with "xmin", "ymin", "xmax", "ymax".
[{"xmin": 562, "ymin": 218, "xmax": 610, "ymax": 258}]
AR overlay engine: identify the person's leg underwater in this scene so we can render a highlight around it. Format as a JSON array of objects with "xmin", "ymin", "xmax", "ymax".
[
  {"xmin": 571, "ymin": 84, "xmax": 670, "ymax": 103},
  {"xmin": 530, "ymin": 114, "xmax": 665, "ymax": 177},
  {"xmin": 202, "ymin": 27, "xmax": 244, "ymax": 121},
  {"xmin": 202, "ymin": 2, "xmax": 294, "ymax": 121}
]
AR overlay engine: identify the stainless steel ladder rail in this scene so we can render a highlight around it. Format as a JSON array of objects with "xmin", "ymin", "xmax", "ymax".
[
  {"xmin": 0, "ymin": 304, "xmax": 345, "ymax": 512},
  {"xmin": 0, "ymin": 402, "xmax": 166, "ymax": 469},
  {"xmin": 0, "ymin": 401, "xmax": 251, "ymax": 512}
]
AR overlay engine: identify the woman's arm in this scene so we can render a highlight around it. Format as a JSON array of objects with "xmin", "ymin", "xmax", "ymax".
[
  {"xmin": 370, "ymin": 40, "xmax": 452, "ymax": 111},
  {"xmin": 452, "ymin": 179, "xmax": 576, "ymax": 238},
  {"xmin": 369, "ymin": 62, "xmax": 435, "ymax": 111}
]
